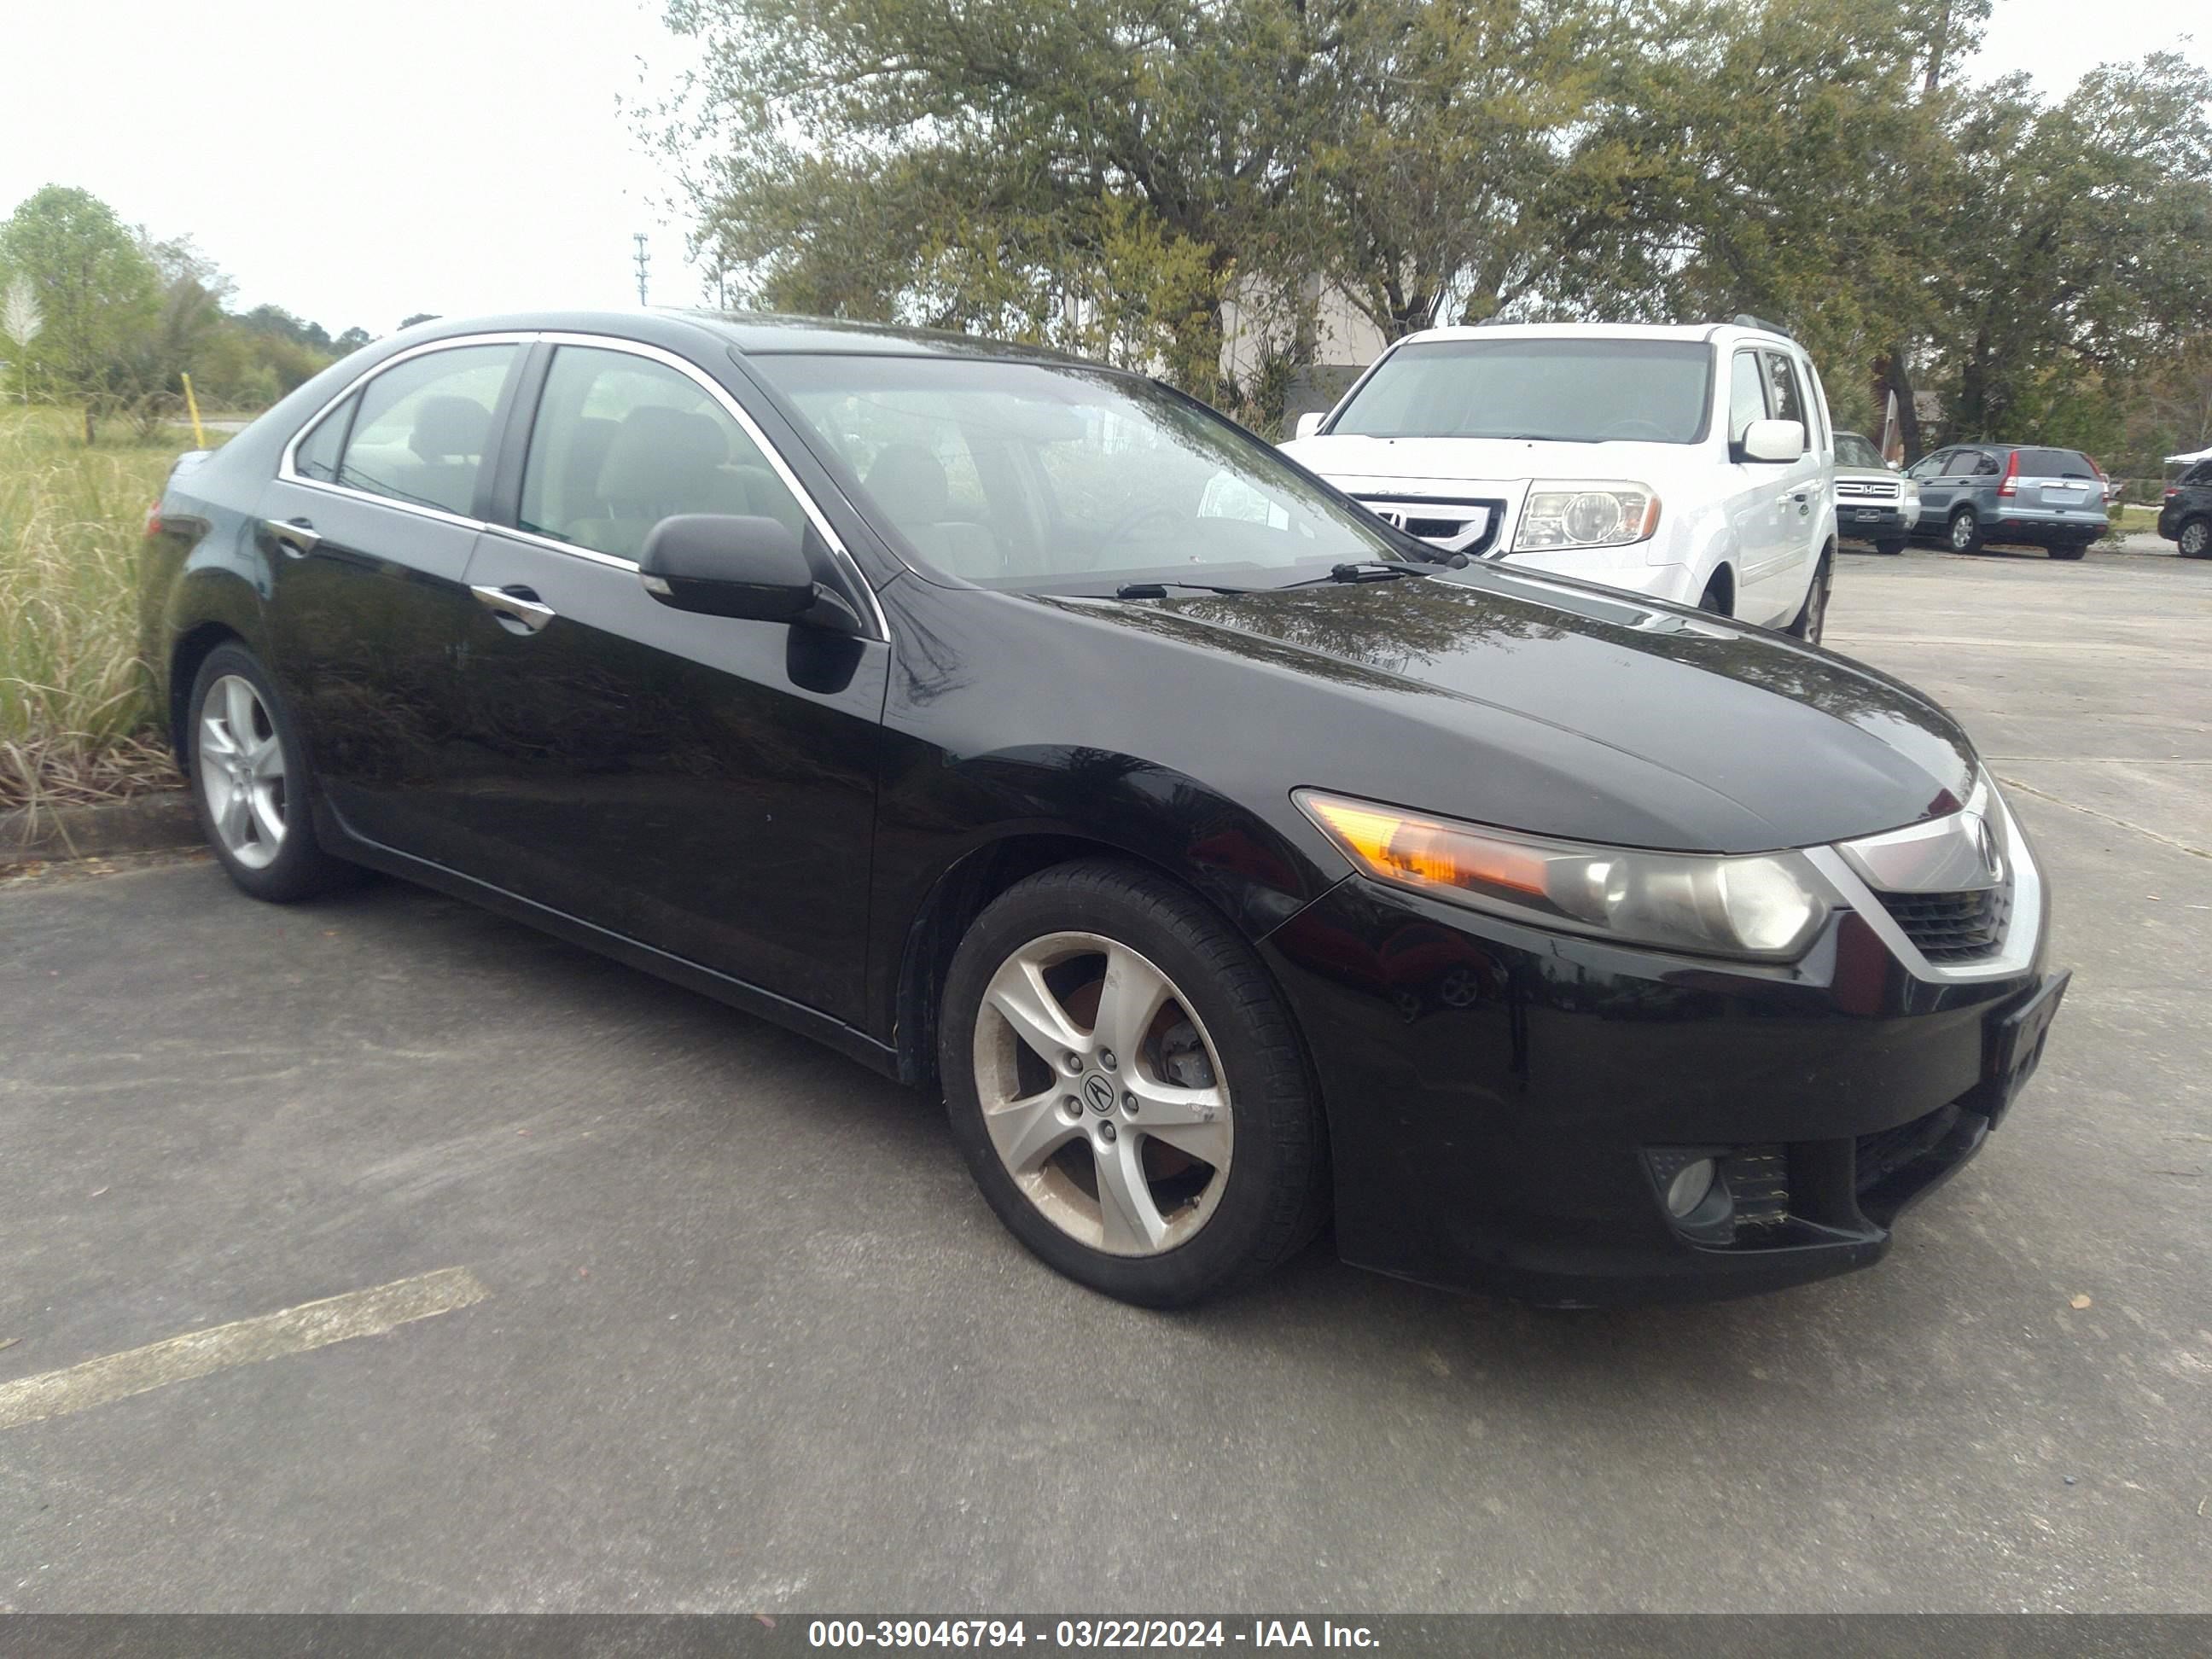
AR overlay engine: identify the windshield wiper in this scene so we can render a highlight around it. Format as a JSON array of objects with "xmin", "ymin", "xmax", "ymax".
[
  {"xmin": 1112, "ymin": 580, "xmax": 1256, "ymax": 598},
  {"xmin": 1272, "ymin": 562, "xmax": 1430, "ymax": 591}
]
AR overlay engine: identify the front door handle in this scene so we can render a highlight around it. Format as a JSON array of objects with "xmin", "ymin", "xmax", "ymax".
[
  {"xmin": 263, "ymin": 517, "xmax": 320, "ymax": 557},
  {"xmin": 471, "ymin": 583, "xmax": 556, "ymax": 634}
]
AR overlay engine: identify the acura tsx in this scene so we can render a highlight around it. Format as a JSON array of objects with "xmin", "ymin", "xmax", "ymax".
[{"xmin": 140, "ymin": 311, "xmax": 2069, "ymax": 1307}]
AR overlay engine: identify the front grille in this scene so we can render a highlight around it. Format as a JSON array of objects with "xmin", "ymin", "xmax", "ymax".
[
  {"xmin": 1837, "ymin": 478, "xmax": 1902, "ymax": 502},
  {"xmin": 1353, "ymin": 496, "xmax": 1505, "ymax": 558},
  {"xmin": 1877, "ymin": 883, "xmax": 2011, "ymax": 963}
]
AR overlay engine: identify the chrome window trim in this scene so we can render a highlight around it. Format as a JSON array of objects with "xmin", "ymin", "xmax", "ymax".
[
  {"xmin": 531, "ymin": 331, "xmax": 889, "ymax": 643},
  {"xmin": 275, "ymin": 331, "xmax": 537, "ymax": 527},
  {"xmin": 272, "ymin": 329, "xmax": 890, "ymax": 643},
  {"xmin": 1803, "ymin": 777, "xmax": 2044, "ymax": 984}
]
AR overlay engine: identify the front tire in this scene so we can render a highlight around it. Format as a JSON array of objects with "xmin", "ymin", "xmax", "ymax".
[
  {"xmin": 939, "ymin": 860, "xmax": 1327, "ymax": 1307},
  {"xmin": 186, "ymin": 643, "xmax": 358, "ymax": 902},
  {"xmin": 1874, "ymin": 535, "xmax": 1906, "ymax": 556},
  {"xmin": 1947, "ymin": 507, "xmax": 1983, "ymax": 554}
]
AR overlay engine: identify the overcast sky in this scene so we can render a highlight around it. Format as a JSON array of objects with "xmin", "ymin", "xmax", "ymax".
[{"xmin": 0, "ymin": 0, "xmax": 2200, "ymax": 338}]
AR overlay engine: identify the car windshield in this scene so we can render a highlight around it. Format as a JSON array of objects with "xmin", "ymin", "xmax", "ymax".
[
  {"xmin": 750, "ymin": 353, "xmax": 1407, "ymax": 590},
  {"xmin": 1837, "ymin": 433, "xmax": 1885, "ymax": 469},
  {"xmin": 1326, "ymin": 337, "xmax": 1714, "ymax": 445}
]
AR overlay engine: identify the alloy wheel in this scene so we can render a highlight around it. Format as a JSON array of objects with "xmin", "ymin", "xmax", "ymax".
[
  {"xmin": 197, "ymin": 674, "xmax": 288, "ymax": 870},
  {"xmin": 1950, "ymin": 511, "xmax": 1977, "ymax": 551},
  {"xmin": 2183, "ymin": 520, "xmax": 2209, "ymax": 558},
  {"xmin": 970, "ymin": 930, "xmax": 1233, "ymax": 1256}
]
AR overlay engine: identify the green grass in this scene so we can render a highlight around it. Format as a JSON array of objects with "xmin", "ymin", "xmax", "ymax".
[{"xmin": 0, "ymin": 405, "xmax": 211, "ymax": 812}]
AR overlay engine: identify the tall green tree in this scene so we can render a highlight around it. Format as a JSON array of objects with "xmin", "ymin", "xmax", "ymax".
[
  {"xmin": 0, "ymin": 184, "xmax": 160, "ymax": 441},
  {"xmin": 1930, "ymin": 55, "xmax": 2212, "ymax": 441}
]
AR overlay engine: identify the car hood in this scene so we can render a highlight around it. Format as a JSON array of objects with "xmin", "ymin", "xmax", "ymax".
[
  {"xmin": 1282, "ymin": 433, "xmax": 1689, "ymax": 486},
  {"xmin": 1046, "ymin": 568, "xmax": 1977, "ymax": 854}
]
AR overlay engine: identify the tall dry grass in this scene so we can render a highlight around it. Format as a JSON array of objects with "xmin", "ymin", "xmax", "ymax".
[{"xmin": 0, "ymin": 405, "xmax": 197, "ymax": 812}]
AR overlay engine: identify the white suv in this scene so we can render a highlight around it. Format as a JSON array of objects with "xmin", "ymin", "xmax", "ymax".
[{"xmin": 1281, "ymin": 321, "xmax": 1837, "ymax": 641}]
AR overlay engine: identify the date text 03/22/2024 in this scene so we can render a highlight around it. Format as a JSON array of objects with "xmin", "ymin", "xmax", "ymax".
[{"xmin": 806, "ymin": 1620, "xmax": 1381, "ymax": 1649}]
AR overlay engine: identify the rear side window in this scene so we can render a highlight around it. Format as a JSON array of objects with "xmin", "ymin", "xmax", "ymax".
[
  {"xmin": 2016, "ymin": 447, "xmax": 2093, "ymax": 478},
  {"xmin": 518, "ymin": 345, "xmax": 806, "ymax": 561},
  {"xmin": 335, "ymin": 345, "xmax": 519, "ymax": 517},
  {"xmin": 1728, "ymin": 352, "xmax": 1767, "ymax": 446},
  {"xmin": 2185, "ymin": 462, "xmax": 2212, "ymax": 486},
  {"xmin": 293, "ymin": 393, "xmax": 355, "ymax": 482},
  {"xmin": 1971, "ymin": 451, "xmax": 2002, "ymax": 476},
  {"xmin": 1758, "ymin": 351, "xmax": 1808, "ymax": 452}
]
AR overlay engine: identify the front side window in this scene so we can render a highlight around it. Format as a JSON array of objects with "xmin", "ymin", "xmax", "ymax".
[
  {"xmin": 1330, "ymin": 338, "xmax": 1714, "ymax": 445},
  {"xmin": 1728, "ymin": 352, "xmax": 1768, "ymax": 447},
  {"xmin": 334, "ymin": 344, "xmax": 518, "ymax": 516},
  {"xmin": 518, "ymin": 346, "xmax": 805, "ymax": 560},
  {"xmin": 751, "ymin": 353, "xmax": 1403, "ymax": 588},
  {"xmin": 1759, "ymin": 351, "xmax": 1808, "ymax": 452}
]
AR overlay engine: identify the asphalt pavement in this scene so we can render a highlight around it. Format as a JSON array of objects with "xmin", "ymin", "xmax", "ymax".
[{"xmin": 3, "ymin": 540, "xmax": 2208, "ymax": 1612}]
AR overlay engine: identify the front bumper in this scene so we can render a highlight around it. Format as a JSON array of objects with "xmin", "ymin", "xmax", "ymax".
[
  {"xmin": 1261, "ymin": 859, "xmax": 2062, "ymax": 1307},
  {"xmin": 1836, "ymin": 504, "xmax": 1914, "ymax": 538}
]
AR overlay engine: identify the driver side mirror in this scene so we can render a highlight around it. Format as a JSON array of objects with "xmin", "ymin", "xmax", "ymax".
[
  {"xmin": 1739, "ymin": 418, "xmax": 1805, "ymax": 464},
  {"xmin": 1292, "ymin": 411, "xmax": 1325, "ymax": 441},
  {"xmin": 638, "ymin": 514, "xmax": 862, "ymax": 632}
]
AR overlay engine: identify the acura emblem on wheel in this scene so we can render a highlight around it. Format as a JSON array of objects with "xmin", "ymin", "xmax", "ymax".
[{"xmin": 1082, "ymin": 1074, "xmax": 1116, "ymax": 1115}]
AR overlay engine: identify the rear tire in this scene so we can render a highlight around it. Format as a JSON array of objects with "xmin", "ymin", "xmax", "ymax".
[
  {"xmin": 939, "ymin": 859, "xmax": 1328, "ymax": 1307},
  {"xmin": 1785, "ymin": 550, "xmax": 1832, "ymax": 644},
  {"xmin": 2178, "ymin": 518, "xmax": 2210, "ymax": 558},
  {"xmin": 1947, "ymin": 507, "xmax": 1983, "ymax": 554},
  {"xmin": 2049, "ymin": 541, "xmax": 2088, "ymax": 562},
  {"xmin": 186, "ymin": 643, "xmax": 360, "ymax": 903}
]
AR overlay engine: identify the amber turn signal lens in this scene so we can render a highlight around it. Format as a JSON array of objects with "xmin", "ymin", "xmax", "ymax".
[{"xmin": 1297, "ymin": 794, "xmax": 1548, "ymax": 899}]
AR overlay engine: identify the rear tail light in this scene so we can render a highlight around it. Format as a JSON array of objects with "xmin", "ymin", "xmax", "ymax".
[{"xmin": 1997, "ymin": 451, "xmax": 2020, "ymax": 498}]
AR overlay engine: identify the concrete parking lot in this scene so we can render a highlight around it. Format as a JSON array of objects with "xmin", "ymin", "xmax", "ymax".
[{"xmin": 3, "ymin": 542, "xmax": 2208, "ymax": 1614}]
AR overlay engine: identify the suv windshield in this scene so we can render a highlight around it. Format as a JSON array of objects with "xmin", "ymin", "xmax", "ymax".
[
  {"xmin": 1326, "ymin": 337, "xmax": 1714, "ymax": 445},
  {"xmin": 1836, "ymin": 433, "xmax": 1885, "ymax": 469},
  {"xmin": 751, "ymin": 354, "xmax": 1406, "ymax": 589}
]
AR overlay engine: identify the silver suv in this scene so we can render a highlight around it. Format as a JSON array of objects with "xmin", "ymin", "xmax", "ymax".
[{"xmin": 1905, "ymin": 443, "xmax": 2108, "ymax": 560}]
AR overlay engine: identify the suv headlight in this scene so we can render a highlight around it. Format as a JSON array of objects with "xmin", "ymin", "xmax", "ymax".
[
  {"xmin": 1513, "ymin": 481, "xmax": 1662, "ymax": 552},
  {"xmin": 1296, "ymin": 789, "xmax": 1832, "ymax": 961}
]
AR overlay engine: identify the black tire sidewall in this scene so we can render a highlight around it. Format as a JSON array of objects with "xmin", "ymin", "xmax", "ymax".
[
  {"xmin": 2180, "ymin": 519, "xmax": 2209, "ymax": 558},
  {"xmin": 939, "ymin": 862, "xmax": 1321, "ymax": 1307},
  {"xmin": 187, "ymin": 643, "xmax": 348, "ymax": 901},
  {"xmin": 1950, "ymin": 509, "xmax": 1980, "ymax": 552}
]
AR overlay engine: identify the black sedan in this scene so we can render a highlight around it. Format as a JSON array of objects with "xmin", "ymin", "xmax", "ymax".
[{"xmin": 141, "ymin": 311, "xmax": 2069, "ymax": 1307}]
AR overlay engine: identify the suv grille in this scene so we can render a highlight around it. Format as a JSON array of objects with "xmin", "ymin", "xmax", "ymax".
[
  {"xmin": 1876, "ymin": 883, "xmax": 2011, "ymax": 963},
  {"xmin": 1837, "ymin": 479, "xmax": 1902, "ymax": 502},
  {"xmin": 1353, "ymin": 496, "xmax": 1505, "ymax": 558}
]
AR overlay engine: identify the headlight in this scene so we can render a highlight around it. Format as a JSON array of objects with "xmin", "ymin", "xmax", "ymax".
[
  {"xmin": 1295, "ymin": 789, "xmax": 1832, "ymax": 961},
  {"xmin": 1513, "ymin": 481, "xmax": 1662, "ymax": 552}
]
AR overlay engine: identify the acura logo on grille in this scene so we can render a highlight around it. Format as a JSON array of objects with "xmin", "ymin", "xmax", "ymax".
[{"xmin": 1966, "ymin": 812, "xmax": 2003, "ymax": 882}]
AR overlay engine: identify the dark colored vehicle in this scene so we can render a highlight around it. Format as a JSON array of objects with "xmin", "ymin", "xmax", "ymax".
[
  {"xmin": 1905, "ymin": 442, "xmax": 2108, "ymax": 558},
  {"xmin": 141, "ymin": 311, "xmax": 2069, "ymax": 1308},
  {"xmin": 2158, "ymin": 459, "xmax": 2212, "ymax": 558}
]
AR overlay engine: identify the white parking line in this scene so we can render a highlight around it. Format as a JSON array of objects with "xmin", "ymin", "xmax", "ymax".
[{"xmin": 0, "ymin": 1266, "xmax": 489, "ymax": 1431}]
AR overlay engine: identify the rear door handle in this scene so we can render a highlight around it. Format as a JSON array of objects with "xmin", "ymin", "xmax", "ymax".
[
  {"xmin": 471, "ymin": 584, "xmax": 556, "ymax": 634},
  {"xmin": 263, "ymin": 517, "xmax": 320, "ymax": 557}
]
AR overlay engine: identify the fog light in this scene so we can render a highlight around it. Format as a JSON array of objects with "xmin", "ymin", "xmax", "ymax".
[{"xmin": 1664, "ymin": 1157, "xmax": 1716, "ymax": 1218}]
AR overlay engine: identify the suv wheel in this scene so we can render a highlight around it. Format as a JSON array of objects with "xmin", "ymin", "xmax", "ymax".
[
  {"xmin": 1947, "ymin": 507, "xmax": 1983, "ymax": 554},
  {"xmin": 1785, "ymin": 551, "xmax": 1832, "ymax": 644},
  {"xmin": 2180, "ymin": 518, "xmax": 2211, "ymax": 559},
  {"xmin": 1874, "ymin": 535, "xmax": 1906, "ymax": 556},
  {"xmin": 2049, "ymin": 541, "xmax": 2088, "ymax": 562},
  {"xmin": 939, "ymin": 860, "xmax": 1328, "ymax": 1307}
]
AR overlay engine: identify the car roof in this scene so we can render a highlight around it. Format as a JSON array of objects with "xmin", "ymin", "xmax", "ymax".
[
  {"xmin": 1391, "ymin": 320, "xmax": 1797, "ymax": 352},
  {"xmin": 395, "ymin": 307, "xmax": 1088, "ymax": 365}
]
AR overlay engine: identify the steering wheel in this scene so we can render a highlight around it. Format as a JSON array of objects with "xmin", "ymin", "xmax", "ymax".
[
  {"xmin": 1598, "ymin": 417, "xmax": 1668, "ymax": 440},
  {"xmin": 1100, "ymin": 501, "xmax": 1185, "ymax": 547}
]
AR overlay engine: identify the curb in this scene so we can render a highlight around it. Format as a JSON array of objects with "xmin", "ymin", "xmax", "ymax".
[{"xmin": 1, "ymin": 789, "xmax": 201, "ymax": 864}]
